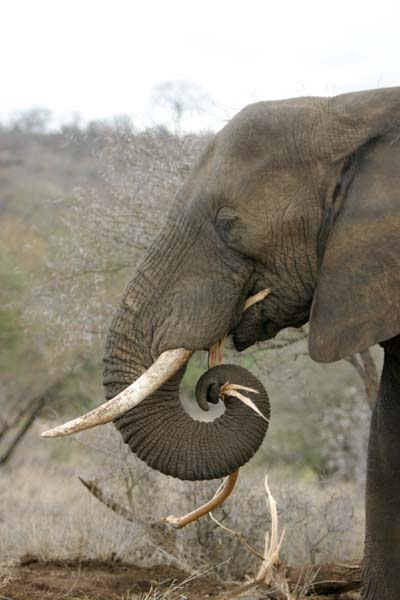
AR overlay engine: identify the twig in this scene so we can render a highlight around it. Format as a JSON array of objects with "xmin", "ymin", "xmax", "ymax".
[
  {"xmin": 163, "ymin": 471, "xmax": 239, "ymax": 529},
  {"xmin": 0, "ymin": 380, "xmax": 64, "ymax": 465},
  {"xmin": 209, "ymin": 512, "xmax": 264, "ymax": 561},
  {"xmin": 255, "ymin": 476, "xmax": 286, "ymax": 586},
  {"xmin": 220, "ymin": 382, "xmax": 269, "ymax": 422},
  {"xmin": 79, "ymin": 477, "xmax": 136, "ymax": 522}
]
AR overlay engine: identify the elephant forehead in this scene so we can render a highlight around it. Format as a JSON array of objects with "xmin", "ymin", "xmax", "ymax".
[
  {"xmin": 181, "ymin": 153, "xmax": 313, "ymax": 221},
  {"xmin": 216, "ymin": 96, "xmax": 326, "ymax": 164},
  {"xmin": 179, "ymin": 97, "xmax": 326, "ymax": 213}
]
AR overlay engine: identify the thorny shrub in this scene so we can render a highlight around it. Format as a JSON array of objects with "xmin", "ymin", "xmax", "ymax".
[{"xmin": 30, "ymin": 126, "xmax": 210, "ymax": 349}]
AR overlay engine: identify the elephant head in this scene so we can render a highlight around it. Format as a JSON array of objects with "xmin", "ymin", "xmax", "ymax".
[{"xmin": 44, "ymin": 87, "xmax": 400, "ymax": 481}]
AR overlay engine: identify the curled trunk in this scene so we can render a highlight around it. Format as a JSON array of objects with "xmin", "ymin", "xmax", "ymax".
[
  {"xmin": 111, "ymin": 363, "xmax": 269, "ymax": 480},
  {"xmin": 103, "ymin": 293, "xmax": 269, "ymax": 480}
]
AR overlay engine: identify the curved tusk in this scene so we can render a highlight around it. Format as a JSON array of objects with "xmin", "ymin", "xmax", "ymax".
[{"xmin": 41, "ymin": 348, "xmax": 193, "ymax": 439}]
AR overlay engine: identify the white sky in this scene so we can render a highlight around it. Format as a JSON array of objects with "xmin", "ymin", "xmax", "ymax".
[{"xmin": 1, "ymin": 0, "xmax": 400, "ymax": 130}]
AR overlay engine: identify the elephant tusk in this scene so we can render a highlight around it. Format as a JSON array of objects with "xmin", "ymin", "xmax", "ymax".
[{"xmin": 41, "ymin": 348, "xmax": 193, "ymax": 438}]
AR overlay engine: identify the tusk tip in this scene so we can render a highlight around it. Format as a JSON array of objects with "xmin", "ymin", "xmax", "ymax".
[
  {"xmin": 41, "ymin": 427, "xmax": 63, "ymax": 438},
  {"xmin": 41, "ymin": 348, "xmax": 193, "ymax": 439}
]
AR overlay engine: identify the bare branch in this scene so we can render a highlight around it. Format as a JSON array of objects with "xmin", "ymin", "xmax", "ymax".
[
  {"xmin": 78, "ymin": 477, "xmax": 136, "ymax": 522},
  {"xmin": 163, "ymin": 471, "xmax": 239, "ymax": 529},
  {"xmin": 0, "ymin": 380, "xmax": 64, "ymax": 465},
  {"xmin": 209, "ymin": 511, "xmax": 264, "ymax": 561}
]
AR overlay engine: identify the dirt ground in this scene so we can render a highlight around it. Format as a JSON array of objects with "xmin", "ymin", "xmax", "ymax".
[
  {"xmin": 0, "ymin": 556, "xmax": 224, "ymax": 600},
  {"xmin": 0, "ymin": 556, "xmax": 361, "ymax": 600}
]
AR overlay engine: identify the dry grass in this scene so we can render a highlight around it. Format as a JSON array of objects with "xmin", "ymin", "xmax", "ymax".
[
  {"xmin": 0, "ymin": 421, "xmax": 364, "ymax": 585},
  {"xmin": 0, "ymin": 560, "xmax": 18, "ymax": 589}
]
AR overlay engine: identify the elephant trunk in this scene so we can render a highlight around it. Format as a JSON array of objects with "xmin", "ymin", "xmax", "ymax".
[
  {"xmin": 111, "ymin": 365, "xmax": 269, "ymax": 481},
  {"xmin": 102, "ymin": 272, "xmax": 269, "ymax": 480}
]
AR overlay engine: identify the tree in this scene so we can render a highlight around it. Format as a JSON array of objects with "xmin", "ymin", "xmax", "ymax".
[
  {"xmin": 151, "ymin": 80, "xmax": 214, "ymax": 131},
  {"xmin": 10, "ymin": 108, "xmax": 52, "ymax": 134}
]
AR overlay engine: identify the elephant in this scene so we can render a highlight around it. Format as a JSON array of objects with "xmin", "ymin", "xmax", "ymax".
[{"xmin": 44, "ymin": 87, "xmax": 400, "ymax": 599}]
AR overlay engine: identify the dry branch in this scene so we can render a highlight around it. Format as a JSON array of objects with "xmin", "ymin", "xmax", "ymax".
[
  {"xmin": 163, "ymin": 471, "xmax": 239, "ymax": 529},
  {"xmin": 0, "ymin": 380, "xmax": 63, "ymax": 465},
  {"xmin": 255, "ymin": 477, "xmax": 287, "ymax": 590},
  {"xmin": 78, "ymin": 477, "xmax": 136, "ymax": 522}
]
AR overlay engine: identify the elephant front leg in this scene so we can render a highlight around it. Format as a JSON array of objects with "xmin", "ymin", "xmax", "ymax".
[{"xmin": 362, "ymin": 337, "xmax": 400, "ymax": 600}]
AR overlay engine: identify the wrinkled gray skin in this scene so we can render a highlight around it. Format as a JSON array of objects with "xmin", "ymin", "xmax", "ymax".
[{"xmin": 103, "ymin": 88, "xmax": 400, "ymax": 599}]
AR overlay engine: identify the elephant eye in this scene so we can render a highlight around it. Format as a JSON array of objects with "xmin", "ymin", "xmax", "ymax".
[{"xmin": 216, "ymin": 208, "xmax": 242, "ymax": 245}]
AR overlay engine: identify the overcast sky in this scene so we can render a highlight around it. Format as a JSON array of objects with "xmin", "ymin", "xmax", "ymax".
[{"xmin": 1, "ymin": 0, "xmax": 399, "ymax": 130}]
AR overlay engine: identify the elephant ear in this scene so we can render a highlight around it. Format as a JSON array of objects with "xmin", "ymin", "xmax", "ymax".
[{"xmin": 309, "ymin": 88, "xmax": 400, "ymax": 363}]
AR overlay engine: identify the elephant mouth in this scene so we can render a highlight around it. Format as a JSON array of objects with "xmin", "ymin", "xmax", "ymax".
[
  {"xmin": 232, "ymin": 287, "xmax": 280, "ymax": 351},
  {"xmin": 233, "ymin": 320, "xmax": 281, "ymax": 352},
  {"xmin": 232, "ymin": 284, "xmax": 311, "ymax": 351}
]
